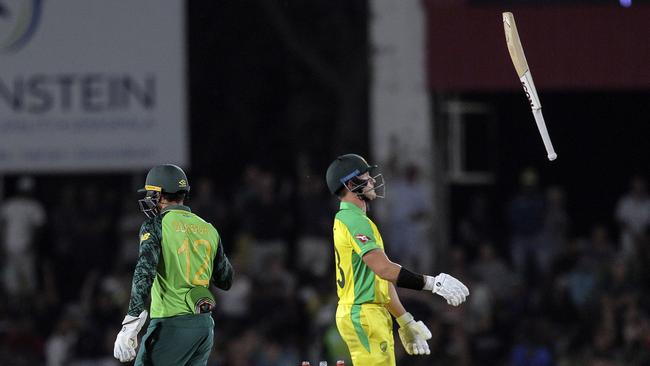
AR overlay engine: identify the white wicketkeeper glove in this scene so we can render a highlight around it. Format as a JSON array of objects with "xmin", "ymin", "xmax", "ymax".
[
  {"xmin": 396, "ymin": 312, "xmax": 432, "ymax": 355},
  {"xmin": 113, "ymin": 310, "xmax": 148, "ymax": 363},
  {"xmin": 425, "ymin": 273, "xmax": 470, "ymax": 306}
]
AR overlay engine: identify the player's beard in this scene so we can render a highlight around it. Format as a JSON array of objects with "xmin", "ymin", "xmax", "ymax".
[{"xmin": 361, "ymin": 187, "xmax": 377, "ymax": 201}]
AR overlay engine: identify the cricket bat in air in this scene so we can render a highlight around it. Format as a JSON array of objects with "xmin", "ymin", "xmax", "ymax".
[{"xmin": 503, "ymin": 12, "xmax": 557, "ymax": 161}]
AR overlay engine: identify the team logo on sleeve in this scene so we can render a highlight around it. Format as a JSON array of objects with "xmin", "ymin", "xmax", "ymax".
[
  {"xmin": 140, "ymin": 232, "xmax": 151, "ymax": 242},
  {"xmin": 354, "ymin": 234, "xmax": 371, "ymax": 244}
]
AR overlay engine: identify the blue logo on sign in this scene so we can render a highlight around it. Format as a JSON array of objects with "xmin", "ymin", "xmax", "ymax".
[{"xmin": 0, "ymin": 0, "xmax": 43, "ymax": 53}]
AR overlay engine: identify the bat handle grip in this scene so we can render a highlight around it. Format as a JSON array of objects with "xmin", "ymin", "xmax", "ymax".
[{"xmin": 532, "ymin": 109, "xmax": 557, "ymax": 161}]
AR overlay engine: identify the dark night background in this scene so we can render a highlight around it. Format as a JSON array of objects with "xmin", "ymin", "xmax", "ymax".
[
  {"xmin": 188, "ymin": 0, "xmax": 649, "ymax": 243},
  {"xmin": 1, "ymin": 1, "xmax": 648, "ymax": 365}
]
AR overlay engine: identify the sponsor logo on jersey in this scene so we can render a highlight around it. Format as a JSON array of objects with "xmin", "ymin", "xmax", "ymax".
[
  {"xmin": 380, "ymin": 341, "xmax": 388, "ymax": 352},
  {"xmin": 140, "ymin": 232, "xmax": 151, "ymax": 242},
  {"xmin": 354, "ymin": 234, "xmax": 370, "ymax": 244}
]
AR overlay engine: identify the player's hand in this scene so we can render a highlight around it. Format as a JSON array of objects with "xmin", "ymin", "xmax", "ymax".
[
  {"xmin": 396, "ymin": 312, "xmax": 432, "ymax": 355},
  {"xmin": 113, "ymin": 310, "xmax": 148, "ymax": 363},
  {"xmin": 426, "ymin": 273, "xmax": 469, "ymax": 306}
]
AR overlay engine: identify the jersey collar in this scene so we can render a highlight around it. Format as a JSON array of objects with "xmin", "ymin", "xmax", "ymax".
[
  {"xmin": 161, "ymin": 204, "xmax": 191, "ymax": 214},
  {"xmin": 339, "ymin": 201, "xmax": 365, "ymax": 215}
]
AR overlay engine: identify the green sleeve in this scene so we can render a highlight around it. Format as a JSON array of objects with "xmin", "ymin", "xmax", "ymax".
[
  {"xmin": 212, "ymin": 237, "xmax": 234, "ymax": 290},
  {"xmin": 127, "ymin": 218, "xmax": 162, "ymax": 316}
]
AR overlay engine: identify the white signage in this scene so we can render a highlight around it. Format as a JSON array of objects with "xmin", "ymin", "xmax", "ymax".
[{"xmin": 0, "ymin": 0, "xmax": 187, "ymax": 172}]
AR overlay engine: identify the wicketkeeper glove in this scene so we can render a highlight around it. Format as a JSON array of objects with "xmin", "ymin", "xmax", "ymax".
[
  {"xmin": 396, "ymin": 312, "xmax": 432, "ymax": 355},
  {"xmin": 425, "ymin": 273, "xmax": 470, "ymax": 306},
  {"xmin": 113, "ymin": 310, "xmax": 148, "ymax": 363}
]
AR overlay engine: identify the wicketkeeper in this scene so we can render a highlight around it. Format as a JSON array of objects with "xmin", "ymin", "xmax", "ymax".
[{"xmin": 114, "ymin": 164, "xmax": 234, "ymax": 365}]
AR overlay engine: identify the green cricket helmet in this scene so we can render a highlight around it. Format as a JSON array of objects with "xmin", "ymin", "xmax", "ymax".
[
  {"xmin": 325, "ymin": 153, "xmax": 385, "ymax": 198},
  {"xmin": 138, "ymin": 164, "xmax": 190, "ymax": 218},
  {"xmin": 138, "ymin": 164, "xmax": 190, "ymax": 194}
]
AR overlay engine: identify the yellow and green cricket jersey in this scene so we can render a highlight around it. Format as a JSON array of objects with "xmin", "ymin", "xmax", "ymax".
[{"xmin": 332, "ymin": 202, "xmax": 390, "ymax": 306}]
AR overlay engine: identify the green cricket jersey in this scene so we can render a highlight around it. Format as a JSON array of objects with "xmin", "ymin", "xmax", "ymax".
[
  {"xmin": 332, "ymin": 202, "xmax": 390, "ymax": 305},
  {"xmin": 127, "ymin": 205, "xmax": 233, "ymax": 318}
]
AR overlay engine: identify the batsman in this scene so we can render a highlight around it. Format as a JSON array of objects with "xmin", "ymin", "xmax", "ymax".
[
  {"xmin": 326, "ymin": 154, "xmax": 469, "ymax": 365},
  {"xmin": 113, "ymin": 164, "xmax": 234, "ymax": 365}
]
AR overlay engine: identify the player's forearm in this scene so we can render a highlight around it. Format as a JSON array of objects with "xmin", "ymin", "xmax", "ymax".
[
  {"xmin": 363, "ymin": 249, "xmax": 432, "ymax": 290},
  {"xmin": 374, "ymin": 261, "xmax": 402, "ymax": 282},
  {"xmin": 127, "ymin": 260, "xmax": 156, "ymax": 316},
  {"xmin": 212, "ymin": 240, "xmax": 234, "ymax": 290},
  {"xmin": 385, "ymin": 283, "xmax": 407, "ymax": 318},
  {"xmin": 363, "ymin": 249, "xmax": 402, "ymax": 282}
]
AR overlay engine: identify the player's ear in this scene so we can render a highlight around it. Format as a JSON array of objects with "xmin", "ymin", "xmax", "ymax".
[{"xmin": 345, "ymin": 181, "xmax": 358, "ymax": 194}]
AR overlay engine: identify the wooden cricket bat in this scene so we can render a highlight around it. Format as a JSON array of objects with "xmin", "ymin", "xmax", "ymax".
[{"xmin": 503, "ymin": 12, "xmax": 557, "ymax": 161}]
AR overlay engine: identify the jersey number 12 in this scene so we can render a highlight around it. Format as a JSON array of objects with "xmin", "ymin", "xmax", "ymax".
[{"xmin": 177, "ymin": 238, "xmax": 212, "ymax": 286}]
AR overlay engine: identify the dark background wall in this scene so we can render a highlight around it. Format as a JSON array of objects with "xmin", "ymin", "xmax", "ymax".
[{"xmin": 188, "ymin": 0, "xmax": 370, "ymax": 186}]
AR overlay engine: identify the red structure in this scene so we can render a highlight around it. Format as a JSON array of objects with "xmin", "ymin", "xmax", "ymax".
[{"xmin": 424, "ymin": 2, "xmax": 650, "ymax": 90}]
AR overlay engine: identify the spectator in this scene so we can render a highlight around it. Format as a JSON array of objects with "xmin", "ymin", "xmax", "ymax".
[
  {"xmin": 76, "ymin": 186, "xmax": 111, "ymax": 274},
  {"xmin": 295, "ymin": 162, "xmax": 334, "ymax": 278},
  {"xmin": 384, "ymin": 163, "xmax": 432, "ymax": 272},
  {"xmin": 116, "ymin": 196, "xmax": 142, "ymax": 268},
  {"xmin": 566, "ymin": 256, "xmax": 599, "ymax": 312},
  {"xmin": 582, "ymin": 224, "xmax": 616, "ymax": 274},
  {"xmin": 48, "ymin": 184, "xmax": 81, "ymax": 302},
  {"xmin": 215, "ymin": 254, "xmax": 252, "ymax": 327},
  {"xmin": 471, "ymin": 242, "xmax": 518, "ymax": 302},
  {"xmin": 538, "ymin": 185, "xmax": 570, "ymax": 276},
  {"xmin": 506, "ymin": 168, "xmax": 545, "ymax": 279},
  {"xmin": 255, "ymin": 336, "xmax": 299, "ymax": 366},
  {"xmin": 191, "ymin": 176, "xmax": 230, "ymax": 232},
  {"xmin": 509, "ymin": 319, "xmax": 554, "ymax": 366},
  {"xmin": 0, "ymin": 176, "xmax": 46, "ymax": 300},
  {"xmin": 45, "ymin": 315, "xmax": 79, "ymax": 366},
  {"xmin": 615, "ymin": 175, "xmax": 650, "ymax": 258},
  {"xmin": 236, "ymin": 168, "xmax": 292, "ymax": 274},
  {"xmin": 457, "ymin": 194, "xmax": 492, "ymax": 261}
]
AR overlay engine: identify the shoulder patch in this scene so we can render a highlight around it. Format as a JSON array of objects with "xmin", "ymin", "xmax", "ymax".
[
  {"xmin": 354, "ymin": 234, "xmax": 371, "ymax": 244},
  {"xmin": 140, "ymin": 232, "xmax": 151, "ymax": 242}
]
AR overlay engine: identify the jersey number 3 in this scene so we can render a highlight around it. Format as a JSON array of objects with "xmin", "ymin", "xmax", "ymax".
[
  {"xmin": 178, "ymin": 238, "xmax": 211, "ymax": 286},
  {"xmin": 334, "ymin": 248, "xmax": 345, "ymax": 289}
]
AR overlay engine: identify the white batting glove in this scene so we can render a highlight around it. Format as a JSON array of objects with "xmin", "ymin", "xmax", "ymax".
[
  {"xmin": 425, "ymin": 273, "xmax": 469, "ymax": 306},
  {"xmin": 113, "ymin": 310, "xmax": 148, "ymax": 363},
  {"xmin": 396, "ymin": 312, "xmax": 432, "ymax": 355}
]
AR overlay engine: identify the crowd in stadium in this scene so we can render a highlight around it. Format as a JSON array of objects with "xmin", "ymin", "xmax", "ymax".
[{"xmin": 0, "ymin": 167, "xmax": 648, "ymax": 366}]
